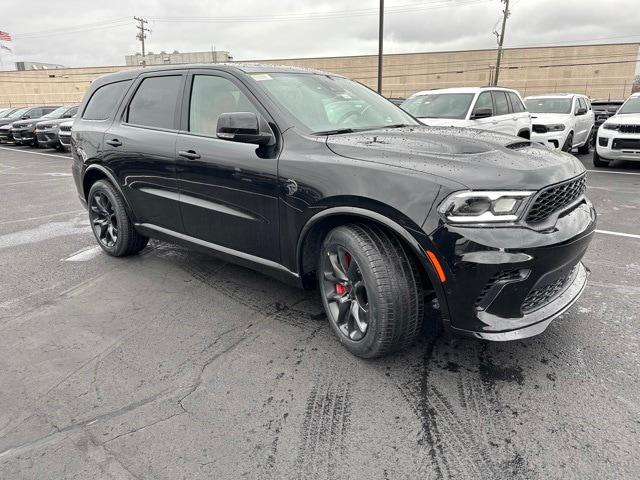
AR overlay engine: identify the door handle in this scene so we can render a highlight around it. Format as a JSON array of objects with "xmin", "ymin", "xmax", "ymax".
[
  {"xmin": 105, "ymin": 138, "xmax": 122, "ymax": 147},
  {"xmin": 178, "ymin": 150, "xmax": 201, "ymax": 160}
]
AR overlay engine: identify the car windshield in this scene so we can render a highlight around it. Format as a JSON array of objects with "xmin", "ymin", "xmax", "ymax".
[
  {"xmin": 6, "ymin": 107, "xmax": 28, "ymax": 119},
  {"xmin": 525, "ymin": 98, "xmax": 572, "ymax": 114},
  {"xmin": 401, "ymin": 93, "xmax": 474, "ymax": 119},
  {"xmin": 250, "ymin": 73, "xmax": 417, "ymax": 134},
  {"xmin": 41, "ymin": 106, "xmax": 69, "ymax": 119},
  {"xmin": 617, "ymin": 97, "xmax": 640, "ymax": 115}
]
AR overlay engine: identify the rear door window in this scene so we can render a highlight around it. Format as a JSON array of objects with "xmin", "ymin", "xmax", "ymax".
[
  {"xmin": 127, "ymin": 75, "xmax": 182, "ymax": 129},
  {"xmin": 83, "ymin": 80, "xmax": 131, "ymax": 121},
  {"xmin": 492, "ymin": 91, "xmax": 510, "ymax": 115}
]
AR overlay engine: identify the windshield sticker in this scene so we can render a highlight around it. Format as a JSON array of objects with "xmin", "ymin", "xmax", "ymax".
[{"xmin": 251, "ymin": 74, "xmax": 273, "ymax": 81}]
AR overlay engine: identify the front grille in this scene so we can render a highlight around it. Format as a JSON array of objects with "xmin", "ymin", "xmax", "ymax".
[
  {"xmin": 618, "ymin": 124, "xmax": 640, "ymax": 134},
  {"xmin": 59, "ymin": 125, "xmax": 72, "ymax": 132},
  {"xmin": 522, "ymin": 266, "xmax": 577, "ymax": 313},
  {"xmin": 612, "ymin": 138, "xmax": 640, "ymax": 150},
  {"xmin": 532, "ymin": 124, "xmax": 547, "ymax": 134},
  {"xmin": 525, "ymin": 175, "xmax": 586, "ymax": 224},
  {"xmin": 475, "ymin": 269, "xmax": 525, "ymax": 308}
]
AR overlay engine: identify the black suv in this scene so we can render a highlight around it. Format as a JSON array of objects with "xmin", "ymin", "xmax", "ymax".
[{"xmin": 71, "ymin": 64, "xmax": 595, "ymax": 358}]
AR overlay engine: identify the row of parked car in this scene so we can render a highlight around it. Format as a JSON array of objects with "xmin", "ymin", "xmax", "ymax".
[
  {"xmin": 399, "ymin": 86, "xmax": 639, "ymax": 167},
  {"xmin": 0, "ymin": 105, "xmax": 77, "ymax": 151}
]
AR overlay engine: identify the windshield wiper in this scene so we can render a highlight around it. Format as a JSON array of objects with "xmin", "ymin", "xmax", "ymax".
[
  {"xmin": 382, "ymin": 123, "xmax": 411, "ymax": 128},
  {"xmin": 313, "ymin": 128, "xmax": 358, "ymax": 136}
]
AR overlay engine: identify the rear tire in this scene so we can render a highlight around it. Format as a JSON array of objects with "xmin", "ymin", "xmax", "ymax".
[
  {"xmin": 318, "ymin": 223, "xmax": 425, "ymax": 358},
  {"xmin": 88, "ymin": 180, "xmax": 148, "ymax": 257},
  {"xmin": 592, "ymin": 149, "xmax": 610, "ymax": 168}
]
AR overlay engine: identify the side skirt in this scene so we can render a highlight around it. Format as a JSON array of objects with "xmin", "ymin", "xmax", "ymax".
[{"xmin": 135, "ymin": 223, "xmax": 303, "ymax": 288}]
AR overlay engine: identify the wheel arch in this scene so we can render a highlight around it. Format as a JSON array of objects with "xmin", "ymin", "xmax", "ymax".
[
  {"xmin": 517, "ymin": 128, "xmax": 530, "ymax": 140},
  {"xmin": 296, "ymin": 206, "xmax": 450, "ymax": 320},
  {"xmin": 83, "ymin": 164, "xmax": 136, "ymax": 221}
]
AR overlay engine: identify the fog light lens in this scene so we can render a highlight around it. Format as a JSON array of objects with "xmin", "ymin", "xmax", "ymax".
[{"xmin": 598, "ymin": 137, "xmax": 608, "ymax": 147}]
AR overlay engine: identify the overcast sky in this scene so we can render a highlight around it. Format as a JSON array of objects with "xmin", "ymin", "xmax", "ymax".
[{"xmin": 1, "ymin": 0, "xmax": 639, "ymax": 68}]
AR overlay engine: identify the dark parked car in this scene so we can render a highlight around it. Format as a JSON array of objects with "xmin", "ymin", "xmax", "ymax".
[
  {"xmin": 35, "ymin": 105, "xmax": 78, "ymax": 149},
  {"xmin": 0, "ymin": 107, "xmax": 30, "ymax": 142},
  {"xmin": 591, "ymin": 99, "xmax": 624, "ymax": 143},
  {"xmin": 11, "ymin": 105, "xmax": 63, "ymax": 146},
  {"xmin": 71, "ymin": 64, "xmax": 595, "ymax": 358}
]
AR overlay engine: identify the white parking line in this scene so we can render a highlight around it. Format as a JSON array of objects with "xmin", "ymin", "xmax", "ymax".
[
  {"xmin": 0, "ymin": 146, "xmax": 71, "ymax": 159},
  {"xmin": 596, "ymin": 229, "xmax": 640, "ymax": 240},
  {"xmin": 587, "ymin": 169, "xmax": 640, "ymax": 176},
  {"xmin": 63, "ymin": 246, "xmax": 102, "ymax": 262}
]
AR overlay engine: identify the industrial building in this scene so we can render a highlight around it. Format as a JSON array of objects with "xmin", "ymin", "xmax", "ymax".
[
  {"xmin": 125, "ymin": 50, "xmax": 232, "ymax": 66},
  {"xmin": 0, "ymin": 42, "xmax": 638, "ymax": 106}
]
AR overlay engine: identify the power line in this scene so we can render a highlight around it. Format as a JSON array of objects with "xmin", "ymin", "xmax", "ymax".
[{"xmin": 13, "ymin": 18, "xmax": 131, "ymax": 39}]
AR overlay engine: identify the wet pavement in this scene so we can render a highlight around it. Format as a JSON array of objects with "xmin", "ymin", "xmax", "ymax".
[{"xmin": 0, "ymin": 144, "xmax": 639, "ymax": 479}]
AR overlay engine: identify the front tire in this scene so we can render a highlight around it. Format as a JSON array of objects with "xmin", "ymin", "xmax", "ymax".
[
  {"xmin": 318, "ymin": 224, "xmax": 425, "ymax": 358},
  {"xmin": 562, "ymin": 132, "xmax": 574, "ymax": 152},
  {"xmin": 88, "ymin": 180, "xmax": 148, "ymax": 257},
  {"xmin": 593, "ymin": 149, "xmax": 610, "ymax": 168}
]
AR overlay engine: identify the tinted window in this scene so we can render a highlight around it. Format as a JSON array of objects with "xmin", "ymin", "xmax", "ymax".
[
  {"xmin": 127, "ymin": 76, "xmax": 182, "ymax": 129},
  {"xmin": 401, "ymin": 93, "xmax": 474, "ymax": 119},
  {"xmin": 189, "ymin": 75, "xmax": 260, "ymax": 136},
  {"xmin": 492, "ymin": 91, "xmax": 510, "ymax": 115},
  {"xmin": 66, "ymin": 106, "xmax": 78, "ymax": 117},
  {"xmin": 508, "ymin": 92, "xmax": 525, "ymax": 113},
  {"xmin": 83, "ymin": 81, "xmax": 131, "ymax": 121},
  {"xmin": 577, "ymin": 98, "xmax": 587, "ymax": 111},
  {"xmin": 472, "ymin": 92, "xmax": 493, "ymax": 116}
]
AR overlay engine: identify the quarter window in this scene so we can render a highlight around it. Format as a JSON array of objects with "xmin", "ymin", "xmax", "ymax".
[
  {"xmin": 83, "ymin": 80, "xmax": 131, "ymax": 121},
  {"xmin": 189, "ymin": 75, "xmax": 260, "ymax": 136},
  {"xmin": 492, "ymin": 91, "xmax": 510, "ymax": 115},
  {"xmin": 127, "ymin": 76, "xmax": 182, "ymax": 129}
]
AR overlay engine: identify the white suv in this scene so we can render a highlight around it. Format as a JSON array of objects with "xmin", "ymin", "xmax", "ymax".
[
  {"xmin": 524, "ymin": 94, "xmax": 595, "ymax": 153},
  {"xmin": 400, "ymin": 87, "xmax": 531, "ymax": 138},
  {"xmin": 594, "ymin": 92, "xmax": 640, "ymax": 168}
]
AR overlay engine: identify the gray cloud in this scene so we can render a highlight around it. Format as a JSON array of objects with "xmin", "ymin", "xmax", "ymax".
[{"xmin": 1, "ymin": 0, "xmax": 639, "ymax": 68}]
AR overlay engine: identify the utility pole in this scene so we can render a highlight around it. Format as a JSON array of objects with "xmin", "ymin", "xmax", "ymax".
[
  {"xmin": 377, "ymin": 0, "xmax": 384, "ymax": 94},
  {"xmin": 134, "ymin": 16, "xmax": 151, "ymax": 67},
  {"xmin": 492, "ymin": 0, "xmax": 510, "ymax": 86}
]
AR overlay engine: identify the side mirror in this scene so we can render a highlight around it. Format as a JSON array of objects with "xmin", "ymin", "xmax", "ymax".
[
  {"xmin": 471, "ymin": 107, "xmax": 493, "ymax": 120},
  {"xmin": 216, "ymin": 112, "xmax": 274, "ymax": 146},
  {"xmin": 21, "ymin": 115, "xmax": 30, "ymax": 119},
  {"xmin": 576, "ymin": 107, "xmax": 587, "ymax": 116}
]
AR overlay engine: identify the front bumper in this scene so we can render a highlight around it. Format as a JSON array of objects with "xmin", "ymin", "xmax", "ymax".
[
  {"xmin": 0, "ymin": 130, "xmax": 13, "ymax": 143},
  {"xmin": 530, "ymin": 129, "xmax": 568, "ymax": 150},
  {"xmin": 597, "ymin": 131, "xmax": 640, "ymax": 162},
  {"xmin": 59, "ymin": 132, "xmax": 71, "ymax": 147},
  {"xmin": 430, "ymin": 197, "xmax": 596, "ymax": 340},
  {"xmin": 36, "ymin": 130, "xmax": 60, "ymax": 147},
  {"xmin": 11, "ymin": 128, "xmax": 35, "ymax": 144}
]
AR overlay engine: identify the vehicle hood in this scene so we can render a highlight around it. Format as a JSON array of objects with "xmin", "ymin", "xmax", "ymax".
[
  {"xmin": 325, "ymin": 126, "xmax": 585, "ymax": 190},
  {"xmin": 417, "ymin": 117, "xmax": 470, "ymax": 128},
  {"xmin": 12, "ymin": 117, "xmax": 44, "ymax": 128},
  {"xmin": 605, "ymin": 113, "xmax": 640, "ymax": 125},
  {"xmin": 530, "ymin": 113, "xmax": 571, "ymax": 125},
  {"xmin": 0, "ymin": 118, "xmax": 17, "ymax": 127}
]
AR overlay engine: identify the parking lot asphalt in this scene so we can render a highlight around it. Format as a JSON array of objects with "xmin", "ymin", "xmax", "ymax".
[{"xmin": 0, "ymin": 144, "xmax": 639, "ymax": 480}]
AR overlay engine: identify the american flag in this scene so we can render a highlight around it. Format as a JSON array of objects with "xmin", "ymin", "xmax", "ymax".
[{"xmin": 0, "ymin": 31, "xmax": 12, "ymax": 42}]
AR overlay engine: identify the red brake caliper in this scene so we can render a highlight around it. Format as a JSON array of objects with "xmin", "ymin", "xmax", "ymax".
[{"xmin": 335, "ymin": 253, "xmax": 351, "ymax": 295}]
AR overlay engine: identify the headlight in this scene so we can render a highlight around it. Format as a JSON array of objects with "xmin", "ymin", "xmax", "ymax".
[
  {"xmin": 438, "ymin": 191, "xmax": 534, "ymax": 223},
  {"xmin": 603, "ymin": 123, "xmax": 619, "ymax": 131},
  {"xmin": 546, "ymin": 124, "xmax": 566, "ymax": 132}
]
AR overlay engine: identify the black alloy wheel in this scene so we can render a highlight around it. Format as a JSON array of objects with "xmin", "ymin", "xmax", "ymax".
[
  {"xmin": 87, "ymin": 180, "xmax": 149, "ymax": 257},
  {"xmin": 318, "ymin": 224, "xmax": 427, "ymax": 358},
  {"xmin": 90, "ymin": 191, "xmax": 119, "ymax": 248},
  {"xmin": 320, "ymin": 244, "xmax": 370, "ymax": 341}
]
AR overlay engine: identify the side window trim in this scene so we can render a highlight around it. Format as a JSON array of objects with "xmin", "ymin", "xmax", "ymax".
[
  {"xmin": 180, "ymin": 69, "xmax": 275, "ymax": 139},
  {"xmin": 119, "ymin": 72, "xmax": 186, "ymax": 132}
]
